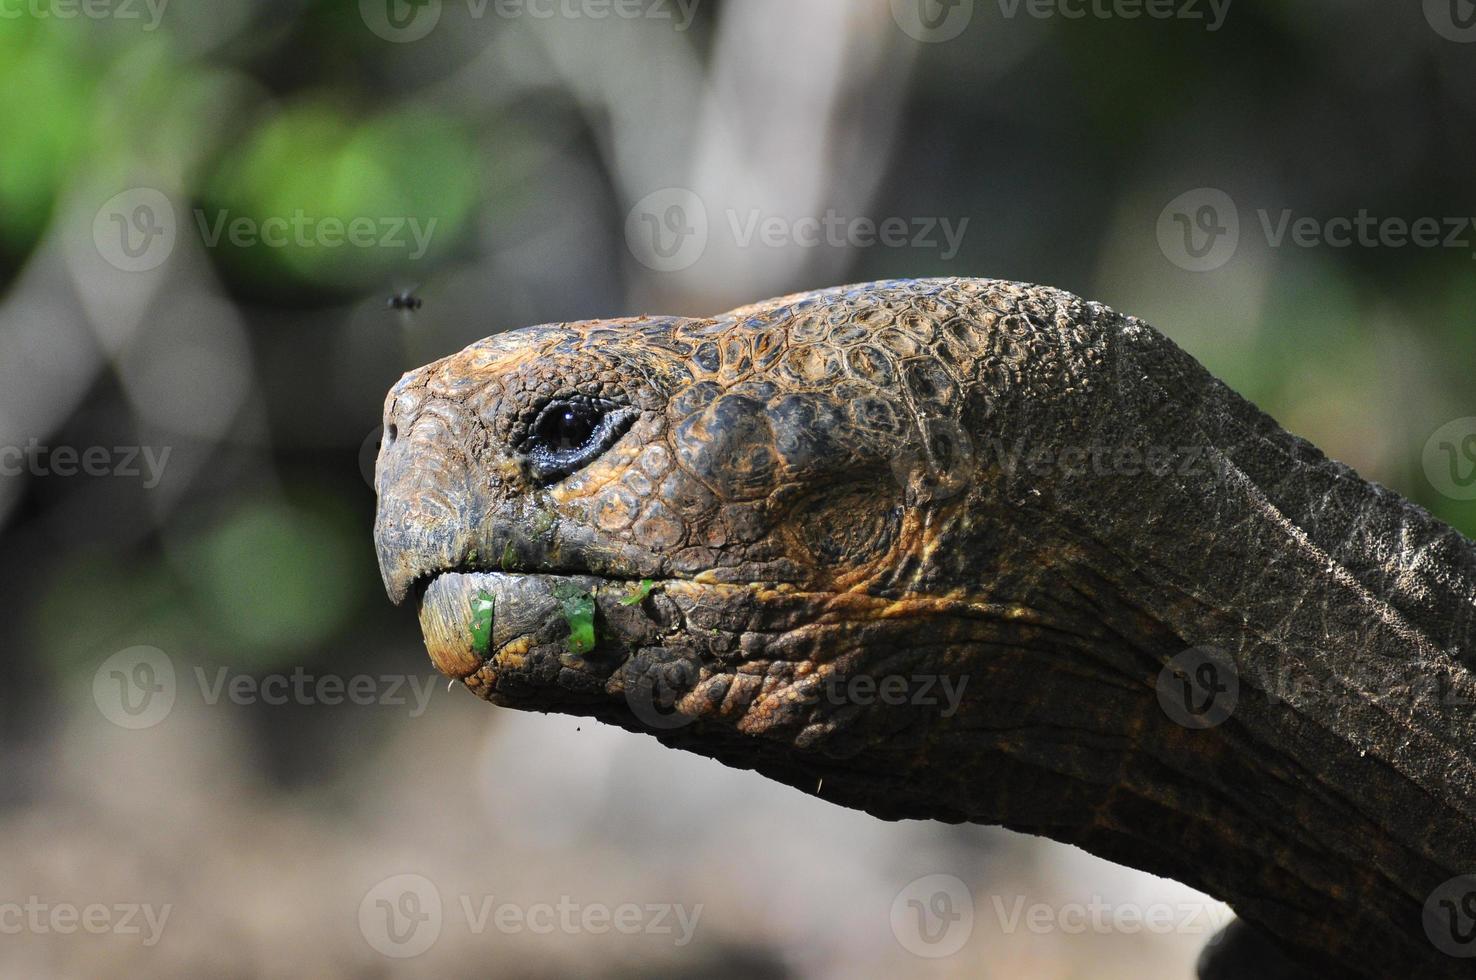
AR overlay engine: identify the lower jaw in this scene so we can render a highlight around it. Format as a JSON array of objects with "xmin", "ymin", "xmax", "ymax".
[
  {"xmin": 418, "ymin": 570, "xmax": 621, "ymax": 680},
  {"xmin": 416, "ymin": 571, "xmax": 958, "ymax": 729}
]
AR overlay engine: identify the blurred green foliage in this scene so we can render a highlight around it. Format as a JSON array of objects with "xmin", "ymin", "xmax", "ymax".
[
  {"xmin": 36, "ymin": 494, "xmax": 366, "ymax": 682},
  {"xmin": 178, "ymin": 496, "xmax": 363, "ymax": 660},
  {"xmin": 0, "ymin": 23, "xmax": 95, "ymax": 251},
  {"xmin": 204, "ymin": 104, "xmax": 480, "ymax": 291},
  {"xmin": 0, "ymin": 15, "xmax": 480, "ymax": 293}
]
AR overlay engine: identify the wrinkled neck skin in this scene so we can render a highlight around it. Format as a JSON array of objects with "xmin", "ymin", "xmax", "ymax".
[
  {"xmin": 856, "ymin": 311, "xmax": 1476, "ymax": 978},
  {"xmin": 669, "ymin": 300, "xmax": 1476, "ymax": 978},
  {"xmin": 375, "ymin": 279, "xmax": 1476, "ymax": 978}
]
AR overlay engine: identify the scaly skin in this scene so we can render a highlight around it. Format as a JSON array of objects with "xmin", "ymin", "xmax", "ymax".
[{"xmin": 374, "ymin": 278, "xmax": 1476, "ymax": 977}]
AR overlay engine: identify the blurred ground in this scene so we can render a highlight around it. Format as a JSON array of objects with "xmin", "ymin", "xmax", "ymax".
[{"xmin": 1, "ymin": 1, "xmax": 1473, "ymax": 976}]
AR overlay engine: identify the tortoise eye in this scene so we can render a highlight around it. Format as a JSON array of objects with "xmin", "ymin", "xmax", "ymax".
[
  {"xmin": 523, "ymin": 398, "xmax": 636, "ymax": 483},
  {"xmin": 536, "ymin": 403, "xmax": 599, "ymax": 452}
]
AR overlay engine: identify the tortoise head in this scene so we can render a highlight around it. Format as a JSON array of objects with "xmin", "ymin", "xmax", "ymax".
[
  {"xmin": 373, "ymin": 296, "xmax": 978, "ymax": 593},
  {"xmin": 372, "ymin": 280, "xmax": 1106, "ymax": 814}
]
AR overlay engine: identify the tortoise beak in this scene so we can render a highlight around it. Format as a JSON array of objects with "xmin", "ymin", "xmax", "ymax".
[{"xmin": 373, "ymin": 414, "xmax": 488, "ymax": 605}]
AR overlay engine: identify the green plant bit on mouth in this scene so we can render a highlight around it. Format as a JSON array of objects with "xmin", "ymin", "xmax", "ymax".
[
  {"xmin": 551, "ymin": 582, "xmax": 596, "ymax": 655},
  {"xmin": 619, "ymin": 579, "xmax": 656, "ymax": 607},
  {"xmin": 469, "ymin": 589, "xmax": 495, "ymax": 655},
  {"xmin": 499, "ymin": 541, "xmax": 517, "ymax": 571}
]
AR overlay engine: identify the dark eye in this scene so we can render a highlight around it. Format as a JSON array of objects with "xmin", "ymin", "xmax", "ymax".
[
  {"xmin": 535, "ymin": 404, "xmax": 599, "ymax": 452},
  {"xmin": 523, "ymin": 398, "xmax": 637, "ymax": 483}
]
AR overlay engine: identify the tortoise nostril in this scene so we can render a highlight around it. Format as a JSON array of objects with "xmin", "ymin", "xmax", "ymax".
[{"xmin": 386, "ymin": 424, "xmax": 399, "ymax": 444}]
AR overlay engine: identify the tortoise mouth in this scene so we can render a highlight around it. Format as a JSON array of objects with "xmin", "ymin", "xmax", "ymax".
[
  {"xmin": 415, "ymin": 569, "xmax": 635, "ymax": 680},
  {"xmin": 412, "ymin": 568, "xmax": 804, "ymax": 727}
]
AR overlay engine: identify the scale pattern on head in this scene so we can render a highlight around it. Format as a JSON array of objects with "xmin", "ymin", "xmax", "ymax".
[{"xmin": 374, "ymin": 277, "xmax": 1110, "ymax": 603}]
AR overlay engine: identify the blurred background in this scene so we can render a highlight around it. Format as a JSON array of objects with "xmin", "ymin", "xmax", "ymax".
[{"xmin": 2, "ymin": 0, "xmax": 1474, "ymax": 975}]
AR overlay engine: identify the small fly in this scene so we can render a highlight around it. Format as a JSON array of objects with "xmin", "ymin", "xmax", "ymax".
[
  {"xmin": 383, "ymin": 282, "xmax": 425, "ymax": 368},
  {"xmin": 386, "ymin": 286, "xmax": 423, "ymax": 312}
]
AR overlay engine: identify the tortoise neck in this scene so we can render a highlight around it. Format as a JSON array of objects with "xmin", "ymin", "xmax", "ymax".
[{"xmin": 911, "ymin": 304, "xmax": 1476, "ymax": 976}]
